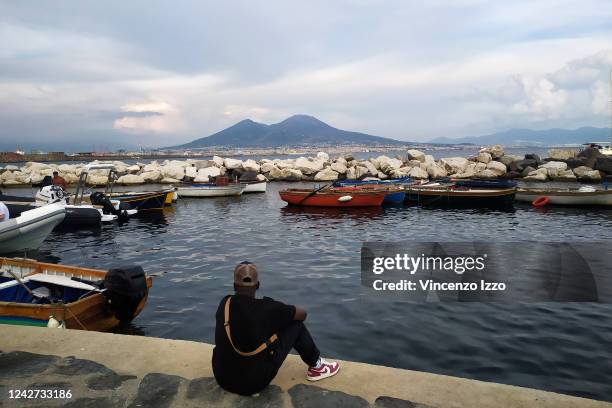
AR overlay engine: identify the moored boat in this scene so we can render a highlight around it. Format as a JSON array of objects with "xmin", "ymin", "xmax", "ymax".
[
  {"xmin": 332, "ymin": 185, "xmax": 406, "ymax": 205},
  {"xmin": 0, "ymin": 257, "xmax": 152, "ymax": 331},
  {"xmin": 177, "ymin": 183, "xmax": 245, "ymax": 198},
  {"xmin": 279, "ymin": 188, "xmax": 387, "ymax": 207},
  {"xmin": 0, "ymin": 204, "xmax": 66, "ymax": 254},
  {"xmin": 516, "ymin": 186, "xmax": 612, "ymax": 206},
  {"xmin": 240, "ymin": 181, "xmax": 267, "ymax": 193},
  {"xmin": 105, "ymin": 189, "xmax": 175, "ymax": 211},
  {"xmin": 404, "ymin": 183, "xmax": 516, "ymax": 207}
]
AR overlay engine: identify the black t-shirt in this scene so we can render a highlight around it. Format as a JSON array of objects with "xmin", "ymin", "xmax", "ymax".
[{"xmin": 212, "ymin": 294, "xmax": 296, "ymax": 395}]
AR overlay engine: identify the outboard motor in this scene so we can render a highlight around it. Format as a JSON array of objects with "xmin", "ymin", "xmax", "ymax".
[
  {"xmin": 35, "ymin": 185, "xmax": 69, "ymax": 204},
  {"xmin": 103, "ymin": 266, "xmax": 148, "ymax": 322},
  {"xmin": 90, "ymin": 191, "xmax": 128, "ymax": 222}
]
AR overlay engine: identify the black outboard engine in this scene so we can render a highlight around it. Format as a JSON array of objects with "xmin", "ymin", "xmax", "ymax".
[
  {"xmin": 90, "ymin": 191, "xmax": 128, "ymax": 222},
  {"xmin": 103, "ymin": 266, "xmax": 148, "ymax": 322}
]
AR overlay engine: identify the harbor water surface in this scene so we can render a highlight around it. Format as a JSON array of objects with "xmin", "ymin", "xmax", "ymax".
[{"xmin": 5, "ymin": 181, "xmax": 612, "ymax": 402}]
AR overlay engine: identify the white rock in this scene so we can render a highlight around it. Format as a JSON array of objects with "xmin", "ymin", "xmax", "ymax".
[
  {"xmin": 63, "ymin": 173, "xmax": 79, "ymax": 184},
  {"xmin": 279, "ymin": 168, "xmax": 303, "ymax": 181},
  {"xmin": 377, "ymin": 156, "xmax": 403, "ymax": 173},
  {"xmin": 294, "ymin": 157, "xmax": 324, "ymax": 175},
  {"xmin": 477, "ymin": 152, "xmax": 492, "ymax": 164},
  {"xmin": 256, "ymin": 174, "xmax": 267, "ymax": 182},
  {"xmin": 117, "ymin": 174, "xmax": 145, "ymax": 185},
  {"xmin": 330, "ymin": 161, "xmax": 348, "ymax": 174},
  {"xmin": 161, "ymin": 177, "xmax": 181, "ymax": 184},
  {"xmin": 581, "ymin": 170, "xmax": 602, "ymax": 181},
  {"xmin": 424, "ymin": 155, "xmax": 435, "ymax": 165},
  {"xmin": 440, "ymin": 157, "xmax": 469, "ymax": 173},
  {"xmin": 194, "ymin": 167, "xmax": 221, "ymax": 182},
  {"xmin": 260, "ymin": 163, "xmax": 278, "ymax": 174},
  {"xmin": 486, "ymin": 161, "xmax": 507, "ymax": 176},
  {"xmin": 548, "ymin": 148, "xmax": 577, "ymax": 161},
  {"xmin": 552, "ymin": 169, "xmax": 577, "ymax": 181},
  {"xmin": 242, "ymin": 159, "xmax": 260, "ymax": 172},
  {"xmin": 185, "ymin": 166, "xmax": 198, "ymax": 178},
  {"xmin": 127, "ymin": 165, "xmax": 141, "ymax": 174},
  {"xmin": 540, "ymin": 161, "xmax": 568, "ymax": 171},
  {"xmin": 224, "ymin": 158, "xmax": 243, "ymax": 170},
  {"xmin": 363, "ymin": 161, "xmax": 378, "ymax": 176},
  {"xmin": 316, "ymin": 152, "xmax": 330, "ymax": 161},
  {"xmin": 141, "ymin": 171, "xmax": 163, "ymax": 183},
  {"xmin": 143, "ymin": 162, "xmax": 160, "ymax": 172},
  {"xmin": 86, "ymin": 175, "xmax": 109, "ymax": 186},
  {"xmin": 475, "ymin": 169, "xmax": 499, "ymax": 178},
  {"xmin": 407, "ymin": 167, "xmax": 429, "ymax": 179},
  {"xmin": 314, "ymin": 168, "xmax": 339, "ymax": 181},
  {"xmin": 212, "ymin": 156, "xmax": 225, "ymax": 167},
  {"xmin": 58, "ymin": 164, "xmax": 77, "ymax": 174},
  {"xmin": 161, "ymin": 165, "xmax": 185, "ymax": 180},
  {"xmin": 275, "ymin": 159, "xmax": 296, "ymax": 169},
  {"xmin": 523, "ymin": 172, "xmax": 548, "ymax": 181},
  {"xmin": 426, "ymin": 163, "xmax": 447, "ymax": 178},
  {"xmin": 474, "ymin": 162, "xmax": 487, "ymax": 172},
  {"xmin": 479, "ymin": 145, "xmax": 504, "ymax": 159},
  {"xmin": 347, "ymin": 166, "xmax": 370, "ymax": 179},
  {"xmin": 406, "ymin": 149, "xmax": 426, "ymax": 162},
  {"xmin": 572, "ymin": 166, "xmax": 593, "ymax": 178}
]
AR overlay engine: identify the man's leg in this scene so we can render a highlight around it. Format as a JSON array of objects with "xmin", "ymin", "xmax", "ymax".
[{"xmin": 271, "ymin": 321, "xmax": 320, "ymax": 370}]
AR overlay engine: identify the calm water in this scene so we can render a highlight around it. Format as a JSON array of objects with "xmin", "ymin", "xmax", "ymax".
[{"xmin": 4, "ymin": 182, "xmax": 612, "ymax": 401}]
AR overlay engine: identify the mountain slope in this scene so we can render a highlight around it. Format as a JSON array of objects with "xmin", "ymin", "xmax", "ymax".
[
  {"xmin": 431, "ymin": 127, "xmax": 612, "ymax": 146},
  {"xmin": 171, "ymin": 114, "xmax": 406, "ymax": 148}
]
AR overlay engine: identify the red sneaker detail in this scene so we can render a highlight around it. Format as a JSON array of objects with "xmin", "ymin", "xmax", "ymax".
[{"xmin": 307, "ymin": 358, "xmax": 340, "ymax": 381}]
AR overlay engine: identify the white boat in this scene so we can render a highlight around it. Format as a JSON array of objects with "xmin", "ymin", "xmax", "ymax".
[
  {"xmin": 177, "ymin": 183, "xmax": 245, "ymax": 198},
  {"xmin": 242, "ymin": 181, "xmax": 267, "ymax": 193},
  {"xmin": 516, "ymin": 186, "xmax": 612, "ymax": 206},
  {"xmin": 0, "ymin": 204, "xmax": 66, "ymax": 254}
]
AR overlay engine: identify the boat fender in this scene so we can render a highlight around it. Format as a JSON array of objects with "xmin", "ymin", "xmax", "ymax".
[
  {"xmin": 103, "ymin": 266, "xmax": 148, "ymax": 323},
  {"xmin": 338, "ymin": 195, "xmax": 353, "ymax": 202},
  {"xmin": 532, "ymin": 196, "xmax": 550, "ymax": 207},
  {"xmin": 47, "ymin": 315, "xmax": 65, "ymax": 329}
]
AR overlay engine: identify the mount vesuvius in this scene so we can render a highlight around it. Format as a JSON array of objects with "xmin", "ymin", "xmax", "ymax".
[{"xmin": 169, "ymin": 115, "xmax": 406, "ymax": 148}]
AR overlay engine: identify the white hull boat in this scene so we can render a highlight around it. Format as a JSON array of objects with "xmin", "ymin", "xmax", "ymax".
[
  {"xmin": 516, "ymin": 187, "xmax": 612, "ymax": 206},
  {"xmin": 0, "ymin": 204, "xmax": 66, "ymax": 254},
  {"xmin": 177, "ymin": 184, "xmax": 245, "ymax": 198},
  {"xmin": 242, "ymin": 181, "xmax": 267, "ymax": 193}
]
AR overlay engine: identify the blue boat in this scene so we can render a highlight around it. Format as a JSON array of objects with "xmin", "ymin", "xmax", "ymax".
[
  {"xmin": 333, "ymin": 177, "xmax": 413, "ymax": 187},
  {"xmin": 332, "ymin": 180, "xmax": 408, "ymax": 205}
]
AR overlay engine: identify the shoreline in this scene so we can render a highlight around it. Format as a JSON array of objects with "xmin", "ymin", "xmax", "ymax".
[
  {"xmin": 0, "ymin": 325, "xmax": 609, "ymax": 408},
  {"xmin": 1, "ymin": 146, "xmax": 609, "ymax": 188}
]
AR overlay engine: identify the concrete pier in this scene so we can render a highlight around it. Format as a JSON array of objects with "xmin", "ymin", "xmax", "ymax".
[{"xmin": 0, "ymin": 325, "xmax": 609, "ymax": 408}]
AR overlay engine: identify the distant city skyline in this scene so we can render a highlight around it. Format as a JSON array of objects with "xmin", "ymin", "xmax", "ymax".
[{"xmin": 2, "ymin": 1, "xmax": 612, "ymax": 151}]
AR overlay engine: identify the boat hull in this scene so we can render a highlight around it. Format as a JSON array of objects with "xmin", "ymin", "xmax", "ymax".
[
  {"xmin": 109, "ymin": 190, "xmax": 173, "ymax": 211},
  {"xmin": 177, "ymin": 184, "xmax": 244, "ymax": 197},
  {"xmin": 0, "ymin": 258, "xmax": 152, "ymax": 331},
  {"xmin": 242, "ymin": 181, "xmax": 267, "ymax": 193},
  {"xmin": 516, "ymin": 189, "xmax": 612, "ymax": 206},
  {"xmin": 404, "ymin": 187, "xmax": 516, "ymax": 207},
  {"xmin": 279, "ymin": 189, "xmax": 387, "ymax": 207},
  {"xmin": 0, "ymin": 204, "xmax": 66, "ymax": 254}
]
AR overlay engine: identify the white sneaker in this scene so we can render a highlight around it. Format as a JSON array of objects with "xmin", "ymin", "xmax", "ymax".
[{"xmin": 307, "ymin": 358, "xmax": 340, "ymax": 381}]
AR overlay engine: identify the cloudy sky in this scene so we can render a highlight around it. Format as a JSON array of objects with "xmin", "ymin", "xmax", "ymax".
[{"xmin": 2, "ymin": 0, "xmax": 612, "ymax": 150}]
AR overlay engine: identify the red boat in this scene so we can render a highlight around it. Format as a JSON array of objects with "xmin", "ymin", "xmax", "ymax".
[{"xmin": 279, "ymin": 188, "xmax": 387, "ymax": 207}]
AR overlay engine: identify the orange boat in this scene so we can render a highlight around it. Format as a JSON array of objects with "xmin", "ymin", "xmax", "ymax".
[{"xmin": 279, "ymin": 188, "xmax": 387, "ymax": 207}]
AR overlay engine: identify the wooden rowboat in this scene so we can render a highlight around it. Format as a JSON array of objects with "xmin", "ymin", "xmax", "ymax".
[
  {"xmin": 279, "ymin": 188, "xmax": 387, "ymax": 207},
  {"xmin": 404, "ymin": 183, "xmax": 516, "ymax": 207},
  {"xmin": 331, "ymin": 185, "xmax": 406, "ymax": 205},
  {"xmin": 515, "ymin": 187, "xmax": 612, "ymax": 206},
  {"xmin": 0, "ymin": 258, "xmax": 152, "ymax": 332}
]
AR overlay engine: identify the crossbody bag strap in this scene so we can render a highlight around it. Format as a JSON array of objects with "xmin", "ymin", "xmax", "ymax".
[{"xmin": 224, "ymin": 296, "xmax": 278, "ymax": 357}]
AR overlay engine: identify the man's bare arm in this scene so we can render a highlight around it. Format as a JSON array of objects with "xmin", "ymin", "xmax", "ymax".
[{"xmin": 294, "ymin": 307, "xmax": 307, "ymax": 321}]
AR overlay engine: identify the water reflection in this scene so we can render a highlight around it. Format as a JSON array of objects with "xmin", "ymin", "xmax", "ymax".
[{"xmin": 279, "ymin": 205, "xmax": 384, "ymax": 221}]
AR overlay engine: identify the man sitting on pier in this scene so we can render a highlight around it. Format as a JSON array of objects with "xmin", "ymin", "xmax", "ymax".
[
  {"xmin": 52, "ymin": 171, "xmax": 67, "ymax": 189},
  {"xmin": 212, "ymin": 261, "xmax": 339, "ymax": 396}
]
